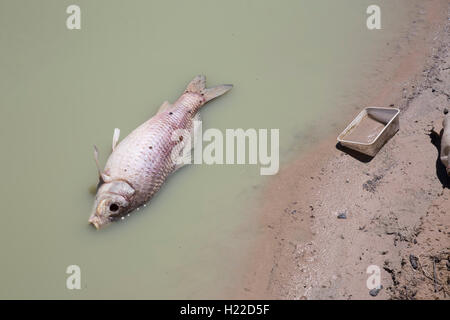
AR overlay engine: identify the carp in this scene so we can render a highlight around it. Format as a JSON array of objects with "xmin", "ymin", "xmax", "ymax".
[{"xmin": 89, "ymin": 75, "xmax": 232, "ymax": 229}]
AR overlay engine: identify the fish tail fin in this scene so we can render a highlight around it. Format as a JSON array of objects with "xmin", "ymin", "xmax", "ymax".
[{"xmin": 186, "ymin": 75, "xmax": 233, "ymax": 103}]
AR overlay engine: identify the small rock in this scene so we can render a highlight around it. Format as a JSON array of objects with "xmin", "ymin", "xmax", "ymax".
[
  {"xmin": 369, "ymin": 286, "xmax": 383, "ymax": 297},
  {"xmin": 337, "ymin": 212, "xmax": 347, "ymax": 219},
  {"xmin": 444, "ymin": 108, "xmax": 449, "ymax": 115},
  {"xmin": 409, "ymin": 254, "xmax": 419, "ymax": 270}
]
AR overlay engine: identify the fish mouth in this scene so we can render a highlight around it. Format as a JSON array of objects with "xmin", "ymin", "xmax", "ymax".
[
  {"xmin": 89, "ymin": 219, "xmax": 100, "ymax": 230},
  {"xmin": 88, "ymin": 214, "xmax": 111, "ymax": 230},
  {"xmin": 89, "ymin": 198, "xmax": 113, "ymax": 230}
]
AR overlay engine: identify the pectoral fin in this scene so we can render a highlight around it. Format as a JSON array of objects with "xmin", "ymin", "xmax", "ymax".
[
  {"xmin": 93, "ymin": 145, "xmax": 107, "ymax": 184},
  {"xmin": 112, "ymin": 128, "xmax": 120, "ymax": 151}
]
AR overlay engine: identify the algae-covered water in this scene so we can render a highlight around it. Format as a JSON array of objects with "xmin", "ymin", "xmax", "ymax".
[{"xmin": 0, "ymin": 0, "xmax": 417, "ymax": 298}]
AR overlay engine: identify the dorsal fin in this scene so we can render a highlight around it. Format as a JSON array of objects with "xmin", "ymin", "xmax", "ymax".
[
  {"xmin": 157, "ymin": 101, "xmax": 172, "ymax": 114},
  {"xmin": 93, "ymin": 145, "xmax": 108, "ymax": 184},
  {"xmin": 112, "ymin": 128, "xmax": 120, "ymax": 151}
]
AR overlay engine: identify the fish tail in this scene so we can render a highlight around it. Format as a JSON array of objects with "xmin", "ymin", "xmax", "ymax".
[{"xmin": 186, "ymin": 75, "xmax": 233, "ymax": 103}]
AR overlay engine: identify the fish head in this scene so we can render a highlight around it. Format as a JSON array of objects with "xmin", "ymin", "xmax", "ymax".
[{"xmin": 89, "ymin": 180, "xmax": 135, "ymax": 229}]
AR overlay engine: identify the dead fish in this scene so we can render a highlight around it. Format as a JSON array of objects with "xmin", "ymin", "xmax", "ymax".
[
  {"xmin": 89, "ymin": 75, "xmax": 232, "ymax": 229},
  {"xmin": 441, "ymin": 113, "xmax": 450, "ymax": 175}
]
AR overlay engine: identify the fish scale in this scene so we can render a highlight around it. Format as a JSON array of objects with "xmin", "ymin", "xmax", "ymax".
[{"xmin": 89, "ymin": 75, "xmax": 233, "ymax": 229}]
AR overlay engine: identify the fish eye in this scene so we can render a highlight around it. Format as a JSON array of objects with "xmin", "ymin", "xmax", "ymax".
[{"xmin": 109, "ymin": 203, "xmax": 119, "ymax": 212}]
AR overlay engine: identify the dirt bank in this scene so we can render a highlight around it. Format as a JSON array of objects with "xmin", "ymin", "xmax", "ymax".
[{"xmin": 240, "ymin": 0, "xmax": 449, "ymax": 299}]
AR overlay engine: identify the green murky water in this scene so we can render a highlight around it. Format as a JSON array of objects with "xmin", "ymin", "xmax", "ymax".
[{"xmin": 0, "ymin": 0, "xmax": 417, "ymax": 298}]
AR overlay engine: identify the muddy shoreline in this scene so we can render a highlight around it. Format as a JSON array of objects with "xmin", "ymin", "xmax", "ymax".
[{"xmin": 238, "ymin": 0, "xmax": 449, "ymax": 299}]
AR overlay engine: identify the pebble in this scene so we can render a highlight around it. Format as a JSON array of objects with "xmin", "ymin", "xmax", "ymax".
[
  {"xmin": 337, "ymin": 212, "xmax": 347, "ymax": 219},
  {"xmin": 409, "ymin": 254, "xmax": 419, "ymax": 270},
  {"xmin": 369, "ymin": 286, "xmax": 383, "ymax": 297}
]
